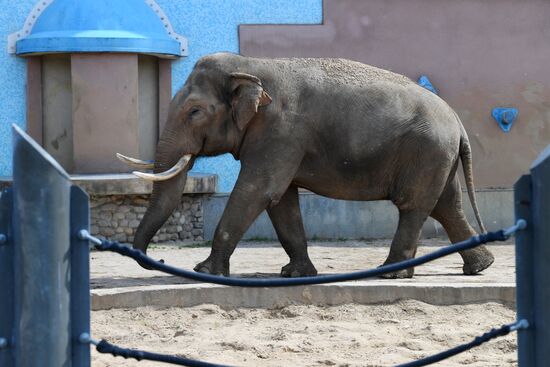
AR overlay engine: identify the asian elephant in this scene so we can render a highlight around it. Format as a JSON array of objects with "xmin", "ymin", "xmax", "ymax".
[{"xmin": 117, "ymin": 52, "xmax": 494, "ymax": 279}]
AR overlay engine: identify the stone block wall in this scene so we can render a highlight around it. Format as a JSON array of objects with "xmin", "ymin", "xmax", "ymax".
[
  {"xmin": 90, "ymin": 194, "xmax": 205, "ymax": 244},
  {"xmin": 0, "ymin": 179, "xmax": 208, "ymax": 244},
  {"xmin": 0, "ymin": 168, "xmax": 216, "ymax": 245}
]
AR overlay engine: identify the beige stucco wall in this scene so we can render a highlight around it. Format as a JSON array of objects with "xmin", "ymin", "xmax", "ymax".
[{"xmin": 240, "ymin": 0, "xmax": 550, "ymax": 188}]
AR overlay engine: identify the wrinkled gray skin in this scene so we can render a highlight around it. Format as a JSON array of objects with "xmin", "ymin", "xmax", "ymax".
[{"xmin": 133, "ymin": 52, "xmax": 494, "ymax": 278}]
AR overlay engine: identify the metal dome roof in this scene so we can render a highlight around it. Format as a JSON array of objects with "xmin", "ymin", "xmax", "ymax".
[{"xmin": 9, "ymin": 0, "xmax": 187, "ymax": 57}]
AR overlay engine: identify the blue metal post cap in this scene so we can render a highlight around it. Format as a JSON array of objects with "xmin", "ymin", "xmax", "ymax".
[
  {"xmin": 10, "ymin": 0, "xmax": 187, "ymax": 57},
  {"xmin": 492, "ymin": 107, "xmax": 518, "ymax": 133},
  {"xmin": 418, "ymin": 75, "xmax": 438, "ymax": 95}
]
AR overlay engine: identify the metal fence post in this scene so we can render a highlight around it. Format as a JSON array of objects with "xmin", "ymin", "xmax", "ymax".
[
  {"xmin": 514, "ymin": 175, "xmax": 534, "ymax": 366},
  {"xmin": 70, "ymin": 185, "xmax": 91, "ymax": 367},
  {"xmin": 0, "ymin": 189, "xmax": 14, "ymax": 367},
  {"xmin": 12, "ymin": 125, "xmax": 72, "ymax": 366},
  {"xmin": 516, "ymin": 144, "xmax": 550, "ymax": 366},
  {"xmin": 529, "ymin": 145, "xmax": 550, "ymax": 366}
]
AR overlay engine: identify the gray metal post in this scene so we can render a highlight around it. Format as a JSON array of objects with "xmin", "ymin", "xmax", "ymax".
[
  {"xmin": 0, "ymin": 189, "xmax": 14, "ymax": 367},
  {"xmin": 514, "ymin": 175, "xmax": 534, "ymax": 366},
  {"xmin": 70, "ymin": 185, "xmax": 91, "ymax": 367},
  {"xmin": 12, "ymin": 125, "xmax": 72, "ymax": 366},
  {"xmin": 515, "ymin": 144, "xmax": 550, "ymax": 367},
  {"xmin": 530, "ymin": 145, "xmax": 550, "ymax": 366}
]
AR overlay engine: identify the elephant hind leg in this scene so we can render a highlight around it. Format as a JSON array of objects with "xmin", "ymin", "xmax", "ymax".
[
  {"xmin": 430, "ymin": 176, "xmax": 494, "ymax": 275},
  {"xmin": 267, "ymin": 185, "xmax": 317, "ymax": 277},
  {"xmin": 380, "ymin": 208, "xmax": 431, "ymax": 279}
]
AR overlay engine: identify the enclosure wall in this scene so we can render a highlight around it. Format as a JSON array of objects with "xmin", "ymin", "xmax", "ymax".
[{"xmin": 240, "ymin": 0, "xmax": 550, "ymax": 189}]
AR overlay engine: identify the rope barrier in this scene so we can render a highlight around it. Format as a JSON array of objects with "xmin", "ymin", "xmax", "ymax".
[
  {"xmin": 80, "ymin": 219, "xmax": 526, "ymax": 287},
  {"xmin": 394, "ymin": 320, "xmax": 529, "ymax": 367},
  {"xmin": 79, "ymin": 220, "xmax": 527, "ymax": 366},
  {"xmin": 79, "ymin": 333, "xmax": 229, "ymax": 367}
]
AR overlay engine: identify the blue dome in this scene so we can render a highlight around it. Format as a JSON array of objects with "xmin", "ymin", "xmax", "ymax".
[{"xmin": 14, "ymin": 0, "xmax": 185, "ymax": 57}]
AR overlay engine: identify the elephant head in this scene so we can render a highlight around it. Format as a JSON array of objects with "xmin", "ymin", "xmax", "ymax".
[{"xmin": 117, "ymin": 58, "xmax": 272, "ymax": 262}]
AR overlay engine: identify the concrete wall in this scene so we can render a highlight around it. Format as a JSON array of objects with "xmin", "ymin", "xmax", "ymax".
[
  {"xmin": 203, "ymin": 190, "xmax": 514, "ymax": 241},
  {"xmin": 240, "ymin": 0, "xmax": 550, "ymax": 189},
  {"xmin": 42, "ymin": 54, "xmax": 73, "ymax": 170},
  {"xmin": 29, "ymin": 53, "xmax": 168, "ymax": 174},
  {"xmin": 71, "ymin": 54, "xmax": 141, "ymax": 173},
  {"xmin": 138, "ymin": 55, "xmax": 159, "ymax": 161}
]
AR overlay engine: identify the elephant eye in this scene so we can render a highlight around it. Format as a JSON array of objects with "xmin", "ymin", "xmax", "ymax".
[{"xmin": 189, "ymin": 107, "xmax": 203, "ymax": 119}]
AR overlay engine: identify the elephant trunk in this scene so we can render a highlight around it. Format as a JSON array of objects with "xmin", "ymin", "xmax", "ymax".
[
  {"xmin": 132, "ymin": 137, "xmax": 194, "ymax": 255},
  {"xmin": 133, "ymin": 169, "xmax": 189, "ymax": 254}
]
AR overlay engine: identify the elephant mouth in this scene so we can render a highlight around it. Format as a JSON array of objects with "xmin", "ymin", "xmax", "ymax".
[{"xmin": 117, "ymin": 153, "xmax": 193, "ymax": 181}]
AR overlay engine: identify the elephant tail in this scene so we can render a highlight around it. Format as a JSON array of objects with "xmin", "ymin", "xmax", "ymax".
[{"xmin": 458, "ymin": 119, "xmax": 487, "ymax": 234}]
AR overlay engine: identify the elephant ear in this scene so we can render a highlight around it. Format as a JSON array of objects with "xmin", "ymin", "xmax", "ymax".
[{"xmin": 230, "ymin": 72, "xmax": 272, "ymax": 130}]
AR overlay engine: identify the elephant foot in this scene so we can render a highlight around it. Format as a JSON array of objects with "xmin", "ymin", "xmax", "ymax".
[
  {"xmin": 462, "ymin": 246, "xmax": 495, "ymax": 275},
  {"xmin": 136, "ymin": 258, "xmax": 164, "ymax": 270},
  {"xmin": 194, "ymin": 257, "xmax": 229, "ymax": 276},
  {"xmin": 379, "ymin": 258, "xmax": 415, "ymax": 279},
  {"xmin": 132, "ymin": 246, "xmax": 165, "ymax": 270},
  {"xmin": 280, "ymin": 259, "xmax": 318, "ymax": 278},
  {"xmin": 379, "ymin": 267, "xmax": 414, "ymax": 279}
]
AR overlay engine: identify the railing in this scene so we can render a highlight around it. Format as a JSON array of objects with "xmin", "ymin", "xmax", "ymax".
[{"xmin": 0, "ymin": 125, "xmax": 548, "ymax": 366}]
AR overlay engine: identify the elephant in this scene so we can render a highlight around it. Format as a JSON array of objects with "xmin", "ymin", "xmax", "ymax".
[{"xmin": 117, "ymin": 52, "xmax": 494, "ymax": 279}]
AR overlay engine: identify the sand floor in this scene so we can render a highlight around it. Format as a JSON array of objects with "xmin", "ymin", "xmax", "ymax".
[
  {"xmin": 91, "ymin": 239, "xmax": 517, "ymax": 366},
  {"xmin": 91, "ymin": 301, "xmax": 517, "ymax": 367}
]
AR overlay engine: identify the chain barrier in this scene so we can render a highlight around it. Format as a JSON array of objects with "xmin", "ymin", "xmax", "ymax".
[{"xmin": 79, "ymin": 220, "xmax": 527, "ymax": 366}]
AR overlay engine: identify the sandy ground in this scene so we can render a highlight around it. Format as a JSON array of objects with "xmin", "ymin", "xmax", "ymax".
[
  {"xmin": 91, "ymin": 301, "xmax": 517, "ymax": 367},
  {"xmin": 90, "ymin": 239, "xmax": 517, "ymax": 366}
]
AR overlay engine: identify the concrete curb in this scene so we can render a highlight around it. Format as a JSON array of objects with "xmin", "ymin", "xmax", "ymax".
[{"xmin": 91, "ymin": 282, "xmax": 516, "ymax": 310}]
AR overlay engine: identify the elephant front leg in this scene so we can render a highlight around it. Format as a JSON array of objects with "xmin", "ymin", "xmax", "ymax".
[
  {"xmin": 194, "ymin": 169, "xmax": 296, "ymax": 276},
  {"xmin": 267, "ymin": 185, "xmax": 317, "ymax": 277},
  {"xmin": 194, "ymin": 187, "xmax": 267, "ymax": 276}
]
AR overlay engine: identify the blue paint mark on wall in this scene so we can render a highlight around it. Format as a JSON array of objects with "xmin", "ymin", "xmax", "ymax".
[
  {"xmin": 0, "ymin": 0, "xmax": 322, "ymax": 193},
  {"xmin": 156, "ymin": 0, "xmax": 322, "ymax": 192}
]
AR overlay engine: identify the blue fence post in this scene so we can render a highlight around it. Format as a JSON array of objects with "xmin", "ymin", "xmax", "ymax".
[
  {"xmin": 515, "ymin": 144, "xmax": 550, "ymax": 366},
  {"xmin": 0, "ymin": 189, "xmax": 14, "ymax": 367}
]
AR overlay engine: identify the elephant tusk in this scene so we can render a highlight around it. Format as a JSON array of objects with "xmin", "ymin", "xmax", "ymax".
[
  {"xmin": 132, "ymin": 154, "xmax": 193, "ymax": 181},
  {"xmin": 116, "ymin": 153, "xmax": 155, "ymax": 170}
]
